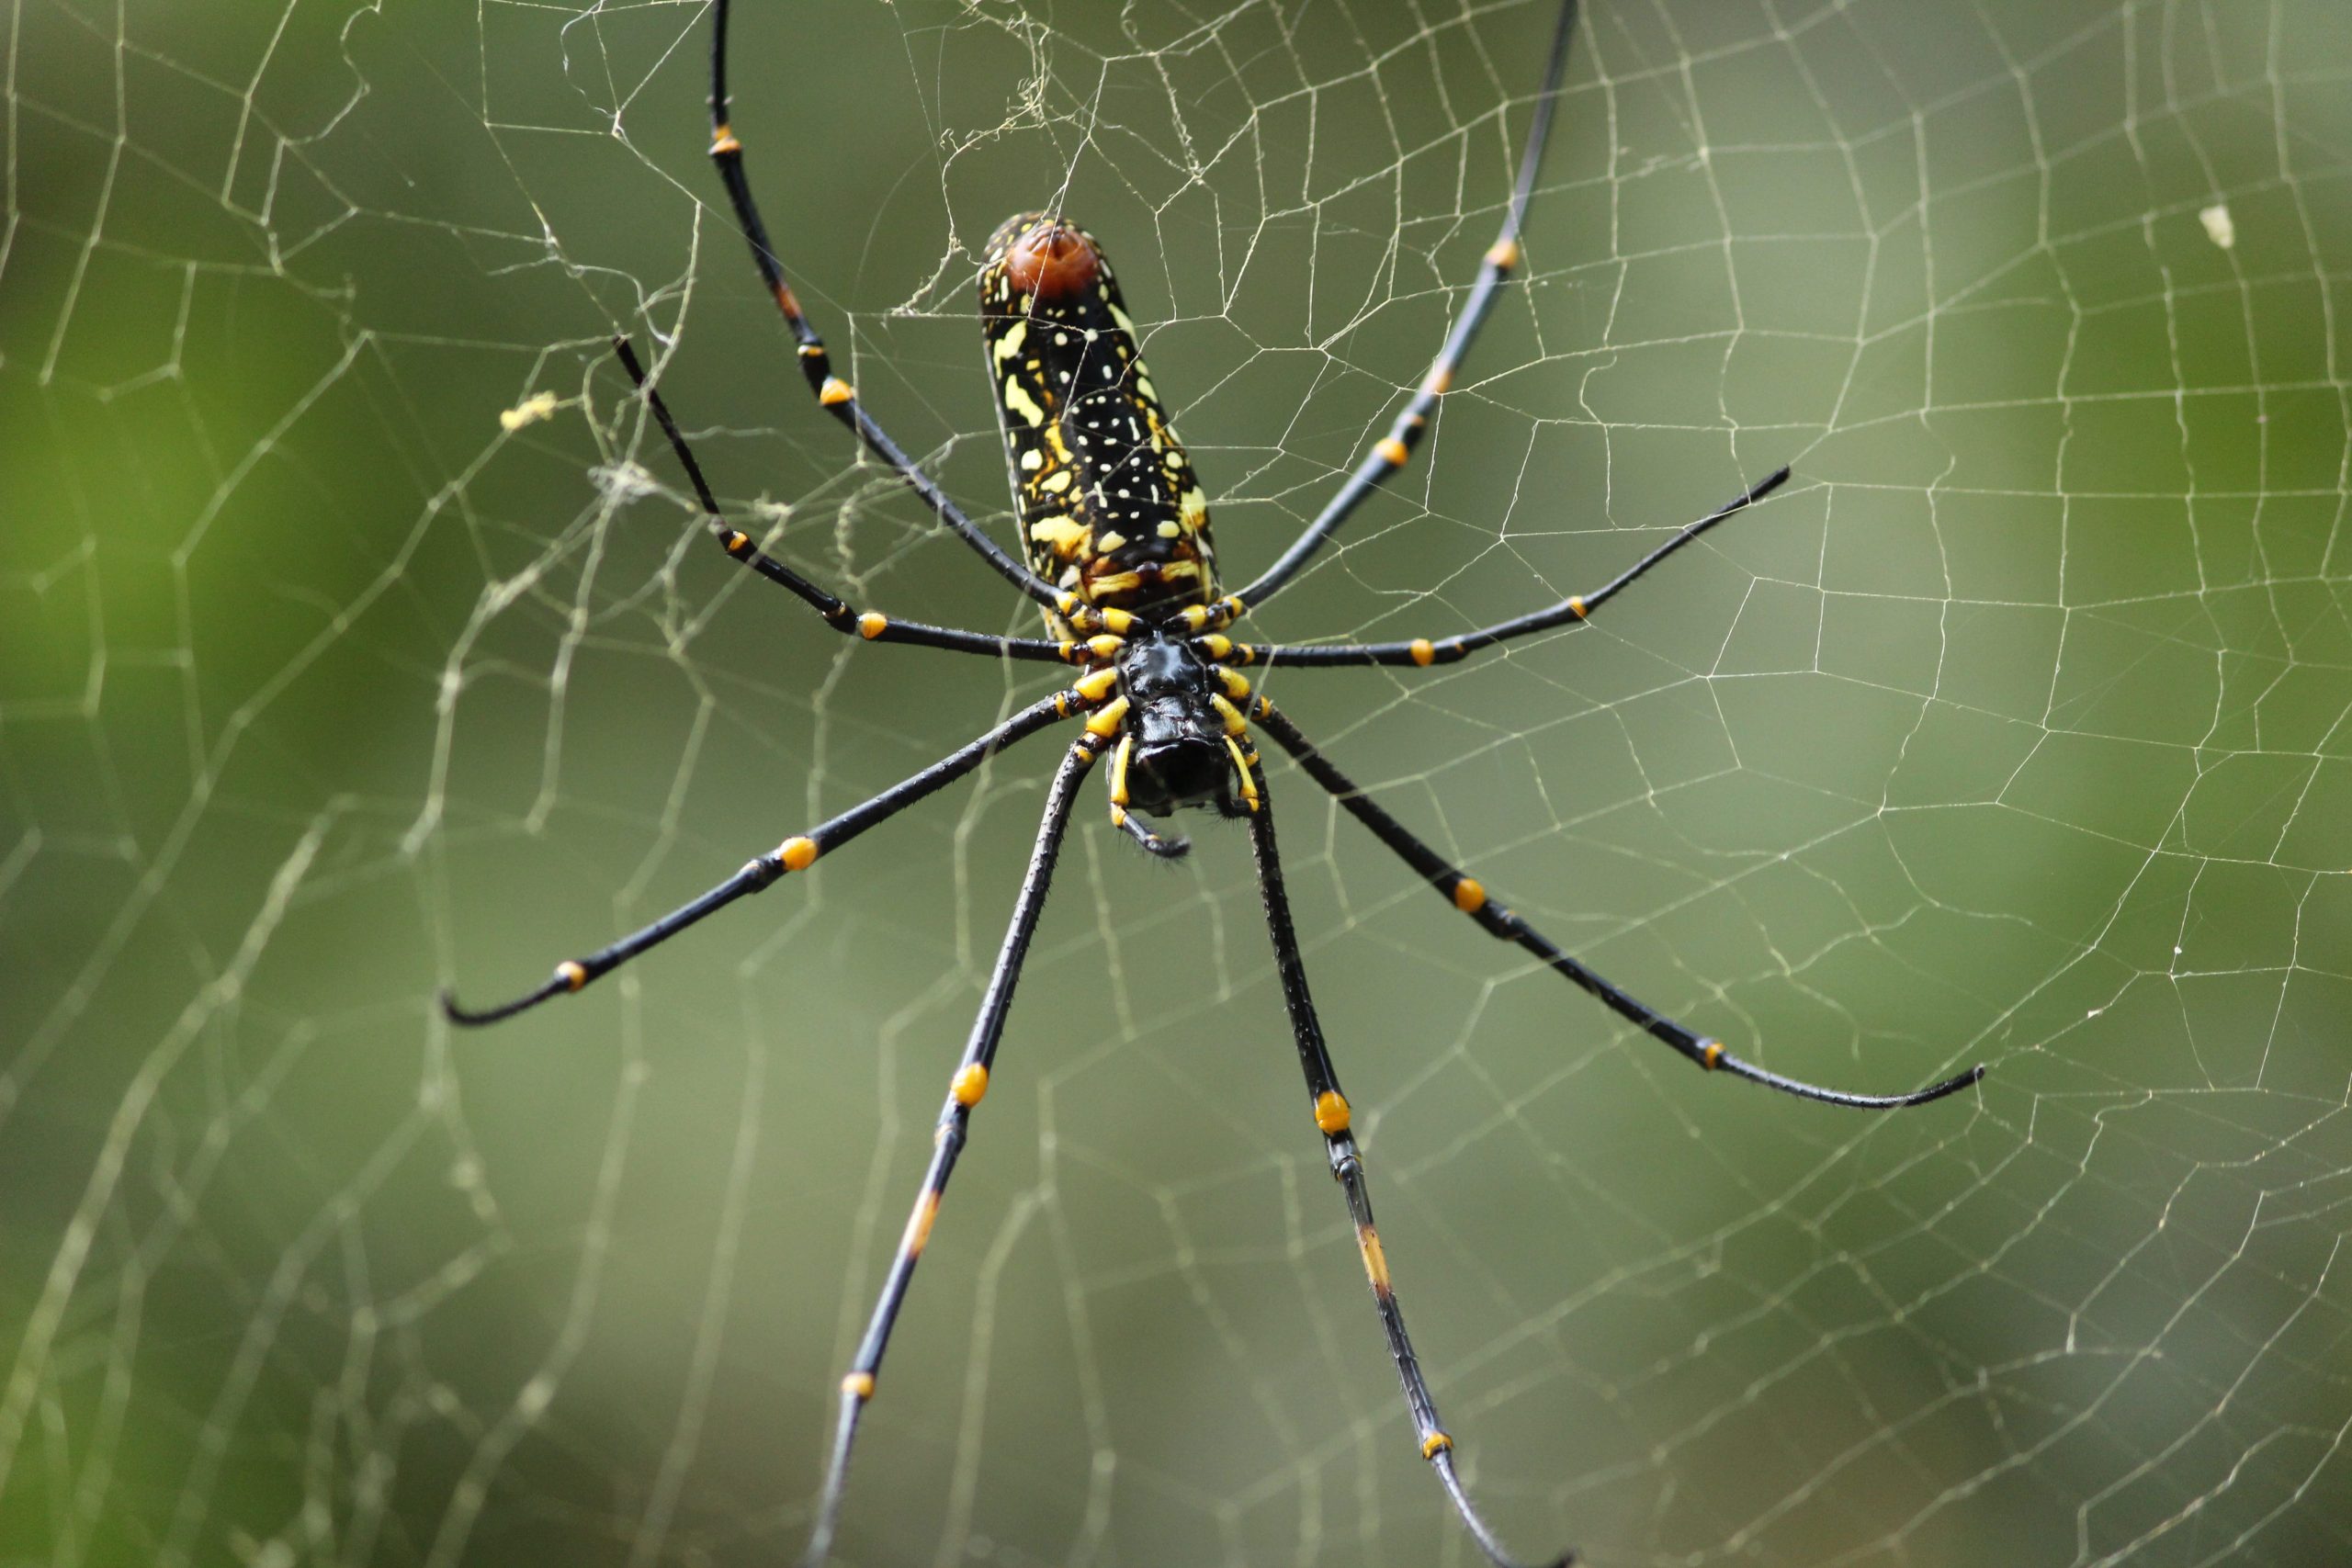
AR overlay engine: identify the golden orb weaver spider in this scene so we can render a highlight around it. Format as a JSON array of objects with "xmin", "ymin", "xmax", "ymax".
[{"xmin": 440, "ymin": 1, "xmax": 1986, "ymax": 1562}]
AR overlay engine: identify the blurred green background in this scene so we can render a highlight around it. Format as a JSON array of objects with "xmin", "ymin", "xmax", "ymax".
[{"xmin": 6, "ymin": 1, "xmax": 2351, "ymax": 1564}]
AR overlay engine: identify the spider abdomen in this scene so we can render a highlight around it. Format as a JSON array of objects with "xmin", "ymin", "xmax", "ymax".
[{"xmin": 979, "ymin": 215, "xmax": 1217, "ymax": 630}]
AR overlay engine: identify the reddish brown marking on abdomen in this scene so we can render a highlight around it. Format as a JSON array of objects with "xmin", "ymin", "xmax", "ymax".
[{"xmin": 1000, "ymin": 221, "xmax": 1102, "ymax": 304}]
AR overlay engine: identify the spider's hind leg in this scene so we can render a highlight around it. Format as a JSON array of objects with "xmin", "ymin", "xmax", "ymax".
[
  {"xmin": 1249, "ymin": 699, "xmax": 1986, "ymax": 1111},
  {"xmin": 1242, "ymin": 758, "xmax": 1575, "ymax": 1568}
]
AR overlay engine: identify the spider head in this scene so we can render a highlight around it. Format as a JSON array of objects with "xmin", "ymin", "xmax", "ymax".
[{"xmin": 1117, "ymin": 634, "xmax": 1244, "ymax": 818}]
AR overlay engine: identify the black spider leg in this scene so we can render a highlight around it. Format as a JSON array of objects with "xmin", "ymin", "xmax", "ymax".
[
  {"xmin": 1227, "ymin": 467, "xmax": 1792, "ymax": 670},
  {"xmin": 1232, "ymin": 0, "xmax": 1583, "ymax": 615},
  {"xmin": 1250, "ymin": 700, "xmax": 1984, "ymax": 1109},
  {"xmin": 705, "ymin": 0, "xmax": 1070, "ymax": 623},
  {"xmin": 439, "ymin": 687, "xmax": 1103, "ymax": 1026},
  {"xmin": 802, "ymin": 729, "xmax": 1105, "ymax": 1568},
  {"xmin": 613, "ymin": 337, "xmax": 1075, "ymax": 663},
  {"xmin": 1242, "ymin": 757, "xmax": 1573, "ymax": 1568}
]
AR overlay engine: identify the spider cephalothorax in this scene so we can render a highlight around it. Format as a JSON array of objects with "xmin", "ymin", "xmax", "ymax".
[
  {"xmin": 1109, "ymin": 630, "xmax": 1256, "ymax": 834},
  {"xmin": 441, "ymin": 4, "xmax": 1984, "ymax": 1564}
]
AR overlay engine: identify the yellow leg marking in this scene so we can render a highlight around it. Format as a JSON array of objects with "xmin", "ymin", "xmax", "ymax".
[
  {"xmin": 1358, "ymin": 1224, "xmax": 1393, "ymax": 1294},
  {"xmin": 1421, "ymin": 1431, "xmax": 1453, "ymax": 1460},
  {"xmin": 1110, "ymin": 733, "xmax": 1135, "ymax": 807},
  {"xmin": 1408, "ymin": 637, "xmax": 1436, "ymax": 667},
  {"xmin": 1198, "ymin": 634, "xmax": 1234, "ymax": 660},
  {"xmin": 1085, "ymin": 635, "xmax": 1125, "ymax": 661},
  {"xmin": 1227, "ymin": 738, "xmax": 1261, "ymax": 812},
  {"xmin": 903, "ymin": 1190, "xmax": 941, "ymax": 1258},
  {"xmin": 842, "ymin": 1371, "xmax": 875, "ymax": 1400},
  {"xmin": 1702, "ymin": 1040, "xmax": 1724, "ymax": 1070},
  {"xmin": 558, "ymin": 960, "xmax": 587, "ymax": 991},
  {"xmin": 952, "ymin": 1063, "xmax": 989, "ymax": 1108},
  {"xmin": 1216, "ymin": 666, "xmax": 1251, "ymax": 701},
  {"xmin": 1452, "ymin": 877, "xmax": 1487, "ymax": 914},
  {"xmin": 1487, "ymin": 236, "xmax": 1521, "ymax": 269},
  {"xmin": 1074, "ymin": 665, "xmax": 1121, "ymax": 701},
  {"xmin": 857, "ymin": 611, "xmax": 888, "ymax": 639},
  {"xmin": 1085, "ymin": 696, "xmax": 1130, "ymax": 738},
  {"xmin": 724, "ymin": 530, "xmax": 750, "ymax": 553},
  {"xmin": 1423, "ymin": 362, "xmax": 1454, "ymax": 396},
  {"xmin": 1376, "ymin": 436, "xmax": 1411, "ymax": 468},
  {"xmin": 780, "ymin": 836, "xmax": 820, "ymax": 873},
  {"xmin": 819, "ymin": 376, "xmax": 854, "ymax": 406},
  {"xmin": 711, "ymin": 125, "xmax": 741, "ymax": 155},
  {"xmin": 1098, "ymin": 607, "xmax": 1136, "ymax": 636},
  {"xmin": 1314, "ymin": 1090, "xmax": 1351, "ymax": 1135},
  {"xmin": 1568, "ymin": 595, "xmax": 1588, "ymax": 619},
  {"xmin": 1208, "ymin": 694, "xmax": 1250, "ymax": 736}
]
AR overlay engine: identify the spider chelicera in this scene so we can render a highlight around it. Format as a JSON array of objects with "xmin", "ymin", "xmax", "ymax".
[{"xmin": 441, "ymin": 1, "xmax": 1985, "ymax": 1562}]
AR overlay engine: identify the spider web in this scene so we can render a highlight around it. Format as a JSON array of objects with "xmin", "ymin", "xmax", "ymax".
[{"xmin": 6, "ymin": 0, "xmax": 2351, "ymax": 1563}]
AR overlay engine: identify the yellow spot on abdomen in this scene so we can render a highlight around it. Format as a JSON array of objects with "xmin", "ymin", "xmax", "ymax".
[
  {"xmin": 1001, "ymin": 375, "xmax": 1047, "ymax": 427},
  {"xmin": 1314, "ymin": 1090, "xmax": 1351, "ymax": 1135},
  {"xmin": 1030, "ymin": 516, "xmax": 1090, "ymax": 558}
]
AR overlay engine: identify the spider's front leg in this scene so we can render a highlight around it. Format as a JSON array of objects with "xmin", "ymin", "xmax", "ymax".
[
  {"xmin": 1240, "ymin": 753, "xmax": 1574, "ymax": 1568},
  {"xmin": 1214, "ymin": 467, "xmax": 1794, "ymax": 672}
]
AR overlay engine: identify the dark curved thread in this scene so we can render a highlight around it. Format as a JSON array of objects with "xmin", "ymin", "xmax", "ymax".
[
  {"xmin": 1249, "ymin": 700, "xmax": 1985, "ymax": 1110},
  {"xmin": 440, "ymin": 689, "xmax": 1087, "ymax": 1027},
  {"xmin": 1244, "ymin": 758, "xmax": 1575, "ymax": 1568},
  {"xmin": 1235, "ymin": 0, "xmax": 1585, "ymax": 612}
]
